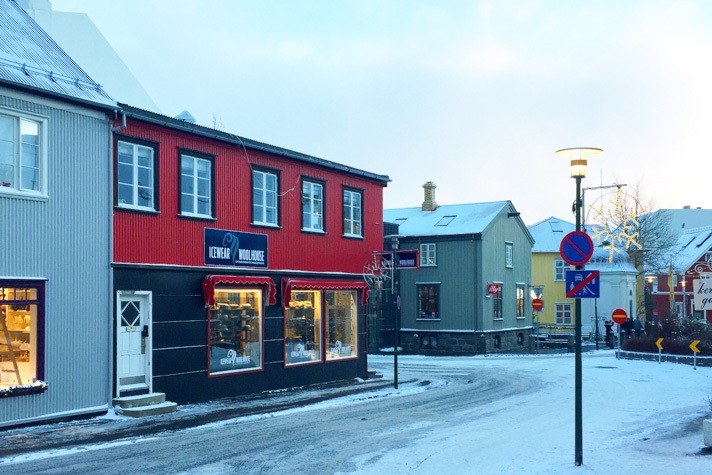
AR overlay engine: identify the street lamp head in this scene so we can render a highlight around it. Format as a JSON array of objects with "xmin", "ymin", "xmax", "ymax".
[{"xmin": 555, "ymin": 147, "xmax": 603, "ymax": 178}]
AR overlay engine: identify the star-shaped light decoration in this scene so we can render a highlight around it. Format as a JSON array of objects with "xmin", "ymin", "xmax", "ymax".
[{"xmin": 588, "ymin": 186, "xmax": 643, "ymax": 262}]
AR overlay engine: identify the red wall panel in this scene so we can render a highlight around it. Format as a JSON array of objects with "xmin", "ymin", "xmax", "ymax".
[{"xmin": 114, "ymin": 119, "xmax": 386, "ymax": 274}]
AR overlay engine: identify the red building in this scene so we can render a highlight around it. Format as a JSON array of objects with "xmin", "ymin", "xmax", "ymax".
[
  {"xmin": 112, "ymin": 104, "xmax": 389, "ymax": 404},
  {"xmin": 647, "ymin": 226, "xmax": 712, "ymax": 324}
]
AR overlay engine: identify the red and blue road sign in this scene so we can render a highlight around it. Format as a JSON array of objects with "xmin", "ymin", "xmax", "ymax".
[
  {"xmin": 560, "ymin": 231, "xmax": 594, "ymax": 267},
  {"xmin": 566, "ymin": 270, "xmax": 600, "ymax": 298}
]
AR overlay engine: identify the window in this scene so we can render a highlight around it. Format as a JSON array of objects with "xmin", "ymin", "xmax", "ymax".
[
  {"xmin": 325, "ymin": 291, "xmax": 358, "ymax": 360},
  {"xmin": 554, "ymin": 259, "xmax": 568, "ymax": 281},
  {"xmin": 652, "ymin": 277, "xmax": 658, "ymax": 293},
  {"xmin": 180, "ymin": 152, "xmax": 213, "ymax": 218},
  {"xmin": 0, "ymin": 282, "xmax": 45, "ymax": 396},
  {"xmin": 343, "ymin": 188, "xmax": 363, "ymax": 237},
  {"xmin": 117, "ymin": 139, "xmax": 157, "ymax": 210},
  {"xmin": 420, "ymin": 243, "xmax": 436, "ymax": 266},
  {"xmin": 672, "ymin": 274, "xmax": 678, "ymax": 288},
  {"xmin": 208, "ymin": 288, "xmax": 263, "ymax": 375},
  {"xmin": 285, "ymin": 290, "xmax": 322, "ymax": 365},
  {"xmin": 516, "ymin": 283, "xmax": 525, "ymax": 317},
  {"xmin": 252, "ymin": 168, "xmax": 279, "ymax": 226},
  {"xmin": 418, "ymin": 284, "xmax": 440, "ymax": 319},
  {"xmin": 505, "ymin": 242, "xmax": 513, "ymax": 268},
  {"xmin": 555, "ymin": 302, "xmax": 573, "ymax": 325},
  {"xmin": 0, "ymin": 112, "xmax": 46, "ymax": 196},
  {"xmin": 493, "ymin": 283, "xmax": 503, "ymax": 319},
  {"xmin": 302, "ymin": 179, "xmax": 324, "ymax": 232}
]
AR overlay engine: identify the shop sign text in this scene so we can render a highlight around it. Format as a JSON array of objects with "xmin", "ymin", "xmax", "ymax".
[{"xmin": 204, "ymin": 228, "xmax": 268, "ymax": 268}]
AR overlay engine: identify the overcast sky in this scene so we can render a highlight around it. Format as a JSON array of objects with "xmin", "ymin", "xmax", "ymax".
[{"xmin": 51, "ymin": 0, "xmax": 712, "ymax": 225}]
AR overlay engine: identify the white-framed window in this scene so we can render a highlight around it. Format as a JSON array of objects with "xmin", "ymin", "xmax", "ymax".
[
  {"xmin": 117, "ymin": 140, "xmax": 156, "ymax": 211},
  {"xmin": 0, "ymin": 111, "xmax": 47, "ymax": 197},
  {"xmin": 672, "ymin": 274, "xmax": 678, "ymax": 288},
  {"xmin": 343, "ymin": 188, "xmax": 363, "ymax": 237},
  {"xmin": 420, "ymin": 243, "xmax": 436, "ymax": 266},
  {"xmin": 417, "ymin": 284, "xmax": 440, "ymax": 319},
  {"xmin": 554, "ymin": 259, "xmax": 568, "ymax": 281},
  {"xmin": 252, "ymin": 168, "xmax": 279, "ymax": 226},
  {"xmin": 180, "ymin": 152, "xmax": 213, "ymax": 218},
  {"xmin": 516, "ymin": 283, "xmax": 525, "ymax": 317},
  {"xmin": 505, "ymin": 242, "xmax": 514, "ymax": 268},
  {"xmin": 493, "ymin": 283, "xmax": 503, "ymax": 319},
  {"xmin": 555, "ymin": 302, "xmax": 572, "ymax": 325},
  {"xmin": 302, "ymin": 179, "xmax": 324, "ymax": 232},
  {"xmin": 652, "ymin": 277, "xmax": 658, "ymax": 293}
]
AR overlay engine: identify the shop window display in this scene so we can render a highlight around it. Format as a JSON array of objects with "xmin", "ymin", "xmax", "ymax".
[
  {"xmin": 1, "ymin": 286, "xmax": 39, "ymax": 391},
  {"xmin": 325, "ymin": 291, "xmax": 358, "ymax": 360},
  {"xmin": 208, "ymin": 289, "xmax": 262, "ymax": 375},
  {"xmin": 285, "ymin": 290, "xmax": 321, "ymax": 365},
  {"xmin": 417, "ymin": 284, "xmax": 440, "ymax": 319}
]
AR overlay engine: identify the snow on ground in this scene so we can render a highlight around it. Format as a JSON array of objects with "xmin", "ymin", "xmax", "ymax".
[{"xmin": 361, "ymin": 351, "xmax": 712, "ymax": 474}]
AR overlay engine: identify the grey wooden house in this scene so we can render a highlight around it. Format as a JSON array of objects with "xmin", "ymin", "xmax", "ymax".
[
  {"xmin": 0, "ymin": 0, "xmax": 117, "ymax": 427},
  {"xmin": 383, "ymin": 182, "xmax": 534, "ymax": 354}
]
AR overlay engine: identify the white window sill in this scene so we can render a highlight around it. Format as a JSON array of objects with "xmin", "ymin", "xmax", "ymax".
[
  {"xmin": 0, "ymin": 189, "xmax": 49, "ymax": 202},
  {"xmin": 416, "ymin": 318, "xmax": 441, "ymax": 321},
  {"xmin": 493, "ymin": 318, "xmax": 504, "ymax": 321}
]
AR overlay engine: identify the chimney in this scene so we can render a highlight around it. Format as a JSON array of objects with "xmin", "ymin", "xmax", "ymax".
[{"xmin": 422, "ymin": 181, "xmax": 438, "ymax": 211}]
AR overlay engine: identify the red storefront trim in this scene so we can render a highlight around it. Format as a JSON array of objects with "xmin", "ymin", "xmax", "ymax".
[
  {"xmin": 203, "ymin": 275, "xmax": 277, "ymax": 306},
  {"xmin": 281, "ymin": 278, "xmax": 369, "ymax": 307}
]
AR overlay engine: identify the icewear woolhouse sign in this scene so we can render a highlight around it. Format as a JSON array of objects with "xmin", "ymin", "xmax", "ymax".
[{"xmin": 204, "ymin": 228, "xmax": 268, "ymax": 268}]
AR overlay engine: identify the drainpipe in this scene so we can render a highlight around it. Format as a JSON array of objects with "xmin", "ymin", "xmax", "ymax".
[{"xmin": 108, "ymin": 110, "xmax": 125, "ymax": 406}]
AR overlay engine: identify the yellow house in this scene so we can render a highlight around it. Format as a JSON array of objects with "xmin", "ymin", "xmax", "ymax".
[{"xmin": 528, "ymin": 217, "xmax": 575, "ymax": 328}]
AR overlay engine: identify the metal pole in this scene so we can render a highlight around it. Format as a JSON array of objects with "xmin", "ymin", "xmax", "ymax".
[
  {"xmin": 574, "ymin": 175, "xmax": 583, "ymax": 466},
  {"xmin": 392, "ymin": 251, "xmax": 398, "ymax": 389}
]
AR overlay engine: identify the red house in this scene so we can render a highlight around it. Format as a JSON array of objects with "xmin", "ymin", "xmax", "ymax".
[
  {"xmin": 112, "ymin": 104, "xmax": 389, "ymax": 404},
  {"xmin": 647, "ymin": 226, "xmax": 712, "ymax": 324}
]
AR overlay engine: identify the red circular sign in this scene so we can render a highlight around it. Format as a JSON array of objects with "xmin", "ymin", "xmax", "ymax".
[
  {"xmin": 612, "ymin": 308, "xmax": 627, "ymax": 324},
  {"xmin": 532, "ymin": 298, "xmax": 543, "ymax": 311}
]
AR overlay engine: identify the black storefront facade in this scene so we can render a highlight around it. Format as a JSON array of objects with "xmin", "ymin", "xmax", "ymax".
[{"xmin": 114, "ymin": 265, "xmax": 369, "ymax": 404}]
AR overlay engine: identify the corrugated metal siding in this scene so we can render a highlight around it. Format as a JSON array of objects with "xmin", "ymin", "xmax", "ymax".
[
  {"xmin": 0, "ymin": 92, "xmax": 111, "ymax": 426},
  {"xmin": 114, "ymin": 119, "xmax": 386, "ymax": 274},
  {"xmin": 479, "ymin": 207, "xmax": 533, "ymax": 332}
]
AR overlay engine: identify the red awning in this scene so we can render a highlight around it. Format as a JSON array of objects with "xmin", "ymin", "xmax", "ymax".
[
  {"xmin": 281, "ymin": 278, "xmax": 369, "ymax": 308},
  {"xmin": 203, "ymin": 275, "xmax": 277, "ymax": 307}
]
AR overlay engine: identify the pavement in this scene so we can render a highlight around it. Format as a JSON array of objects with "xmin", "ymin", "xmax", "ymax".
[{"xmin": 0, "ymin": 375, "xmax": 396, "ymax": 460}]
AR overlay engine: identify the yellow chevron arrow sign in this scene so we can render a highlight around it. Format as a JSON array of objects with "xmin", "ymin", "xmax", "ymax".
[
  {"xmin": 690, "ymin": 340, "xmax": 700, "ymax": 353},
  {"xmin": 656, "ymin": 338, "xmax": 664, "ymax": 351}
]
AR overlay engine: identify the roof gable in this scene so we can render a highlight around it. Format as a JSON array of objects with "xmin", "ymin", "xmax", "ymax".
[
  {"xmin": 528, "ymin": 216, "xmax": 575, "ymax": 252},
  {"xmin": 384, "ymin": 201, "xmax": 510, "ymax": 237},
  {"xmin": 0, "ymin": 0, "xmax": 115, "ymax": 109},
  {"xmin": 668, "ymin": 225, "xmax": 712, "ymax": 272}
]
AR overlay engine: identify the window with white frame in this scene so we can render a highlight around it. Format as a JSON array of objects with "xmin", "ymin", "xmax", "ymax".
[
  {"xmin": 554, "ymin": 259, "xmax": 568, "ymax": 281},
  {"xmin": 652, "ymin": 277, "xmax": 658, "ymax": 293},
  {"xmin": 672, "ymin": 274, "xmax": 678, "ymax": 288},
  {"xmin": 343, "ymin": 188, "xmax": 363, "ymax": 237},
  {"xmin": 117, "ymin": 139, "xmax": 156, "ymax": 210},
  {"xmin": 516, "ymin": 283, "xmax": 525, "ymax": 317},
  {"xmin": 0, "ymin": 112, "xmax": 46, "ymax": 196},
  {"xmin": 180, "ymin": 152, "xmax": 213, "ymax": 218},
  {"xmin": 505, "ymin": 242, "xmax": 514, "ymax": 268},
  {"xmin": 493, "ymin": 283, "xmax": 503, "ymax": 319},
  {"xmin": 555, "ymin": 302, "xmax": 572, "ymax": 325},
  {"xmin": 302, "ymin": 179, "xmax": 324, "ymax": 232},
  {"xmin": 420, "ymin": 243, "xmax": 436, "ymax": 266},
  {"xmin": 252, "ymin": 168, "xmax": 279, "ymax": 226}
]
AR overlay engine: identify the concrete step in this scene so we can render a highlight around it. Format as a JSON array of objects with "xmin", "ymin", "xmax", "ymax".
[
  {"xmin": 112, "ymin": 392, "xmax": 166, "ymax": 409},
  {"xmin": 118, "ymin": 401, "xmax": 178, "ymax": 418}
]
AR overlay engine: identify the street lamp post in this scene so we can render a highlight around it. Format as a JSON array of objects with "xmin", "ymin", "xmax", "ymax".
[
  {"xmin": 556, "ymin": 147, "xmax": 602, "ymax": 467},
  {"xmin": 390, "ymin": 236, "xmax": 400, "ymax": 389},
  {"xmin": 681, "ymin": 280, "xmax": 686, "ymax": 318}
]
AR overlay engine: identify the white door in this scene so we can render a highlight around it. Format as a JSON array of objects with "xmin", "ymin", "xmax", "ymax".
[{"xmin": 116, "ymin": 291, "xmax": 152, "ymax": 395}]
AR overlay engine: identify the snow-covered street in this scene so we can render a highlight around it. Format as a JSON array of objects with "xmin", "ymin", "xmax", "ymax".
[{"xmin": 1, "ymin": 351, "xmax": 711, "ymax": 474}]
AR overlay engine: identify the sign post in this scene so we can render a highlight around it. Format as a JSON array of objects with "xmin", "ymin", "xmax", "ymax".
[
  {"xmin": 656, "ymin": 338, "xmax": 664, "ymax": 364},
  {"xmin": 532, "ymin": 299, "xmax": 544, "ymax": 353},
  {"xmin": 612, "ymin": 308, "xmax": 627, "ymax": 359},
  {"xmin": 690, "ymin": 340, "xmax": 701, "ymax": 369}
]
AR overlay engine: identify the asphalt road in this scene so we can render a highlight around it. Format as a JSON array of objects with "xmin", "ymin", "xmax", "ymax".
[{"xmin": 0, "ymin": 358, "xmax": 541, "ymax": 474}]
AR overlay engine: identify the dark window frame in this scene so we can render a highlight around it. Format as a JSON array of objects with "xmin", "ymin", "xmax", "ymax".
[
  {"xmin": 300, "ymin": 176, "xmax": 326, "ymax": 234},
  {"xmin": 251, "ymin": 166, "xmax": 281, "ymax": 228},
  {"xmin": 342, "ymin": 185, "xmax": 364, "ymax": 239},
  {"xmin": 114, "ymin": 134, "xmax": 160, "ymax": 213},
  {"xmin": 178, "ymin": 148, "xmax": 216, "ymax": 220}
]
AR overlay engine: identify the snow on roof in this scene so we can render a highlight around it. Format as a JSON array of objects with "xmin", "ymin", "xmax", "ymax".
[
  {"xmin": 0, "ymin": 0, "xmax": 115, "ymax": 109},
  {"xmin": 383, "ymin": 201, "xmax": 510, "ymax": 237},
  {"xmin": 667, "ymin": 225, "xmax": 712, "ymax": 272},
  {"xmin": 528, "ymin": 216, "xmax": 575, "ymax": 252}
]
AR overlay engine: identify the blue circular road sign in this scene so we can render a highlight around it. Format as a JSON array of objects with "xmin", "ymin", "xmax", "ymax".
[{"xmin": 559, "ymin": 231, "xmax": 594, "ymax": 266}]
